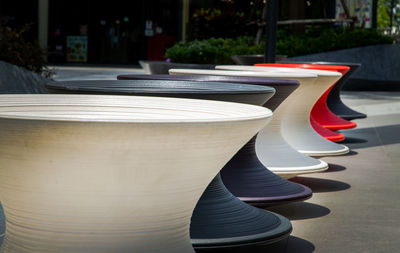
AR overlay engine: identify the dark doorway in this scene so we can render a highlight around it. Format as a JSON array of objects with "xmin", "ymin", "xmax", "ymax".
[{"xmin": 48, "ymin": 0, "xmax": 179, "ymax": 64}]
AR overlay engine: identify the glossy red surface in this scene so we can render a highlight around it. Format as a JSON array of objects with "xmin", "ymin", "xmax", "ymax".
[
  {"xmin": 310, "ymin": 117, "xmax": 345, "ymax": 142},
  {"xmin": 255, "ymin": 63, "xmax": 357, "ymax": 131}
]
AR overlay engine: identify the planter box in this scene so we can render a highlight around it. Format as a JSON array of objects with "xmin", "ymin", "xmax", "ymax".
[{"xmin": 287, "ymin": 44, "xmax": 400, "ymax": 90}]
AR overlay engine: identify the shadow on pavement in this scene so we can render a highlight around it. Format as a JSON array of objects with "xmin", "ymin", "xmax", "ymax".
[
  {"xmin": 341, "ymin": 124, "xmax": 400, "ymax": 149},
  {"xmin": 340, "ymin": 136, "xmax": 368, "ymax": 144},
  {"xmin": 196, "ymin": 236, "xmax": 315, "ymax": 253},
  {"xmin": 290, "ymin": 177, "xmax": 350, "ymax": 193},
  {"xmin": 323, "ymin": 163, "xmax": 346, "ymax": 173},
  {"xmin": 266, "ymin": 202, "xmax": 330, "ymax": 220},
  {"xmin": 344, "ymin": 150, "xmax": 359, "ymax": 156}
]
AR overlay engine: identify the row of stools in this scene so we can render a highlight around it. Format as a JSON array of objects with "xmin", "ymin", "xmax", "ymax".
[{"xmin": 0, "ymin": 62, "xmax": 365, "ymax": 252}]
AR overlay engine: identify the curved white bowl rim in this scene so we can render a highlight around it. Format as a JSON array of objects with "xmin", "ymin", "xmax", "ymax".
[
  {"xmin": 0, "ymin": 94, "xmax": 272, "ymax": 123},
  {"xmin": 215, "ymin": 65, "xmax": 342, "ymax": 77},
  {"xmin": 169, "ymin": 68, "xmax": 317, "ymax": 78}
]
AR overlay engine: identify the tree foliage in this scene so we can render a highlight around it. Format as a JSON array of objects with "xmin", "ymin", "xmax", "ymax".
[
  {"xmin": 165, "ymin": 28, "xmax": 394, "ymax": 64},
  {"xmin": 0, "ymin": 19, "xmax": 50, "ymax": 76}
]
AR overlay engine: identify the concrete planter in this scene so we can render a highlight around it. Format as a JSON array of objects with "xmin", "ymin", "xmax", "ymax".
[{"xmin": 287, "ymin": 44, "xmax": 400, "ymax": 90}]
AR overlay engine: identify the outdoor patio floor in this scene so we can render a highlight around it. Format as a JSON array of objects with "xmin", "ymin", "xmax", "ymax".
[{"xmin": 211, "ymin": 91, "xmax": 400, "ymax": 253}]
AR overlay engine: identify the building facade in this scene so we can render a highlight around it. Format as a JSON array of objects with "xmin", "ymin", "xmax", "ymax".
[
  {"xmin": 1, "ymin": 0, "xmax": 183, "ymax": 64},
  {"xmin": 0, "ymin": 0, "xmax": 377, "ymax": 65}
]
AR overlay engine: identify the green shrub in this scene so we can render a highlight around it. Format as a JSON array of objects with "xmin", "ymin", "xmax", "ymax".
[
  {"xmin": 0, "ymin": 20, "xmax": 49, "ymax": 76},
  {"xmin": 165, "ymin": 37, "xmax": 262, "ymax": 64},
  {"xmin": 276, "ymin": 28, "xmax": 393, "ymax": 57},
  {"xmin": 165, "ymin": 28, "xmax": 394, "ymax": 64}
]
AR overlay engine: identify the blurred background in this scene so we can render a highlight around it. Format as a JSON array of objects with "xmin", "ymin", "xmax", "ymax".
[{"xmin": 0, "ymin": 0, "xmax": 399, "ymax": 66}]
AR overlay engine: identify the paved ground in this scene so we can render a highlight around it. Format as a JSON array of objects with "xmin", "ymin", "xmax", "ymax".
[
  {"xmin": 48, "ymin": 65, "xmax": 145, "ymax": 81},
  {"xmin": 4, "ymin": 66, "xmax": 400, "ymax": 252},
  {"xmin": 215, "ymin": 91, "xmax": 400, "ymax": 253},
  {"xmin": 287, "ymin": 91, "xmax": 400, "ymax": 253}
]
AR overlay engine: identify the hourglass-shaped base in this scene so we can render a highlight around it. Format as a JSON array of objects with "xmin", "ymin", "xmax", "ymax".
[
  {"xmin": 213, "ymin": 65, "xmax": 350, "ymax": 156},
  {"xmin": 254, "ymin": 63, "xmax": 357, "ymax": 130},
  {"xmin": 284, "ymin": 61, "xmax": 366, "ymax": 120},
  {"xmin": 325, "ymin": 63, "xmax": 367, "ymax": 120},
  {"xmin": 220, "ymin": 136, "xmax": 312, "ymax": 206},
  {"xmin": 311, "ymin": 85, "xmax": 357, "ymax": 130},
  {"xmin": 190, "ymin": 174, "xmax": 292, "ymax": 249},
  {"xmin": 329, "ymin": 100, "xmax": 367, "ymax": 121}
]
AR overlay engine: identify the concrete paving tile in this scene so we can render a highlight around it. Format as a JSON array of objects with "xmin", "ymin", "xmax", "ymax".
[
  {"xmin": 280, "ymin": 92, "xmax": 400, "ymax": 253},
  {"xmin": 209, "ymin": 91, "xmax": 400, "ymax": 253},
  {"xmin": 49, "ymin": 66, "xmax": 145, "ymax": 81}
]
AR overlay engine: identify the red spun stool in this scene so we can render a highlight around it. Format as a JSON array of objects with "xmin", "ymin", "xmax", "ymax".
[
  {"xmin": 310, "ymin": 117, "xmax": 345, "ymax": 142},
  {"xmin": 255, "ymin": 63, "xmax": 356, "ymax": 132}
]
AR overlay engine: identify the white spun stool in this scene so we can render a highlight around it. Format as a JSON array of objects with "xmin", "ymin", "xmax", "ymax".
[
  {"xmin": 169, "ymin": 69, "xmax": 327, "ymax": 178},
  {"xmin": 215, "ymin": 65, "xmax": 350, "ymax": 157},
  {"xmin": 0, "ymin": 94, "xmax": 270, "ymax": 253}
]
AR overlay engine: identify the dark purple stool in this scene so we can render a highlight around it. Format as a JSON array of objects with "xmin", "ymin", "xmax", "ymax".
[
  {"xmin": 282, "ymin": 61, "xmax": 366, "ymax": 120},
  {"xmin": 46, "ymin": 79, "xmax": 292, "ymax": 249},
  {"xmin": 117, "ymin": 74, "xmax": 312, "ymax": 206}
]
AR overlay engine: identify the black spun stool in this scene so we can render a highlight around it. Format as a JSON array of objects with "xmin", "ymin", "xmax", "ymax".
[
  {"xmin": 191, "ymin": 174, "xmax": 291, "ymax": 248},
  {"xmin": 283, "ymin": 61, "xmax": 366, "ymax": 120},
  {"xmin": 46, "ymin": 79, "xmax": 292, "ymax": 249}
]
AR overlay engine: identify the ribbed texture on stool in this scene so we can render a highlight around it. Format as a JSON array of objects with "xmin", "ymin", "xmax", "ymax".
[
  {"xmin": 326, "ymin": 63, "xmax": 367, "ymax": 120},
  {"xmin": 190, "ymin": 174, "xmax": 282, "ymax": 239},
  {"xmin": 220, "ymin": 137, "xmax": 311, "ymax": 202}
]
